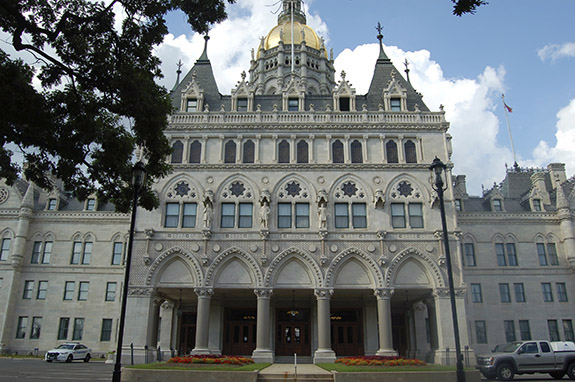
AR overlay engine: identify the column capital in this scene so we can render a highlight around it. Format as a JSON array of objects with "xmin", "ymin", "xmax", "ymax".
[
  {"xmin": 374, "ymin": 288, "xmax": 394, "ymax": 299},
  {"xmin": 153, "ymin": 296, "xmax": 165, "ymax": 306},
  {"xmin": 161, "ymin": 301, "xmax": 175, "ymax": 310},
  {"xmin": 314, "ymin": 288, "xmax": 334, "ymax": 300},
  {"xmin": 432, "ymin": 287, "xmax": 465, "ymax": 299},
  {"xmin": 254, "ymin": 288, "xmax": 273, "ymax": 299},
  {"xmin": 194, "ymin": 287, "xmax": 214, "ymax": 298}
]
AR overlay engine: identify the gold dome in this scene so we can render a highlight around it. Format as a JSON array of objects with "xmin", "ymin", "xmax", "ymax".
[{"xmin": 262, "ymin": 21, "xmax": 323, "ymax": 53}]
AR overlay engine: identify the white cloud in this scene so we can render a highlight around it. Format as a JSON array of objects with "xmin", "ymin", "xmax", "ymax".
[
  {"xmin": 532, "ymin": 99, "xmax": 575, "ymax": 175},
  {"xmin": 538, "ymin": 42, "xmax": 575, "ymax": 61}
]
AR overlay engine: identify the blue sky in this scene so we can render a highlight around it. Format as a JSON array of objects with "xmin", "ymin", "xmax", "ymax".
[{"xmin": 158, "ymin": 1, "xmax": 575, "ymax": 195}]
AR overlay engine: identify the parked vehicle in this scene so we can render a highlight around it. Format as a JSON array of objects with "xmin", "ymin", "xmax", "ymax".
[
  {"xmin": 476, "ymin": 340, "xmax": 575, "ymax": 380},
  {"xmin": 44, "ymin": 342, "xmax": 91, "ymax": 363}
]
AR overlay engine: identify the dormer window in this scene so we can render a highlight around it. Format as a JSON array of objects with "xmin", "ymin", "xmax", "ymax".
[
  {"xmin": 533, "ymin": 199, "xmax": 542, "ymax": 211},
  {"xmin": 454, "ymin": 199, "xmax": 462, "ymax": 211},
  {"xmin": 493, "ymin": 199, "xmax": 503, "ymax": 211},
  {"xmin": 390, "ymin": 98, "xmax": 401, "ymax": 111},
  {"xmin": 237, "ymin": 98, "xmax": 248, "ymax": 112},
  {"xmin": 86, "ymin": 198, "xmax": 96, "ymax": 211},
  {"xmin": 339, "ymin": 97, "xmax": 350, "ymax": 111},
  {"xmin": 47, "ymin": 198, "xmax": 57, "ymax": 211},
  {"xmin": 186, "ymin": 99, "xmax": 198, "ymax": 112},
  {"xmin": 288, "ymin": 98, "xmax": 299, "ymax": 111}
]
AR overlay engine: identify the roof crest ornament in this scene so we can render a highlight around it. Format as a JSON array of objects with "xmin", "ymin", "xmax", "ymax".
[{"xmin": 375, "ymin": 21, "xmax": 390, "ymax": 62}]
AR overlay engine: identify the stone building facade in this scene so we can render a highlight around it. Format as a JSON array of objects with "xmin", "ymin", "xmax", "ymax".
[{"xmin": 0, "ymin": 1, "xmax": 573, "ymax": 364}]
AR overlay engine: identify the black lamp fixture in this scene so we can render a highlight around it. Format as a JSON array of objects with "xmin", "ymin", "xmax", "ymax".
[
  {"xmin": 112, "ymin": 161, "xmax": 147, "ymax": 382},
  {"xmin": 429, "ymin": 157, "xmax": 465, "ymax": 382},
  {"xmin": 287, "ymin": 290, "xmax": 299, "ymax": 318},
  {"xmin": 177, "ymin": 288, "xmax": 183, "ymax": 317}
]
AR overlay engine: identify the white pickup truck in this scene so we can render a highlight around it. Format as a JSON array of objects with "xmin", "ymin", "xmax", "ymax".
[{"xmin": 476, "ymin": 341, "xmax": 575, "ymax": 380}]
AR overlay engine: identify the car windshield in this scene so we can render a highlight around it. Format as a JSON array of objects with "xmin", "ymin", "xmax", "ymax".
[
  {"xmin": 56, "ymin": 344, "xmax": 75, "ymax": 350},
  {"xmin": 494, "ymin": 342, "xmax": 522, "ymax": 353}
]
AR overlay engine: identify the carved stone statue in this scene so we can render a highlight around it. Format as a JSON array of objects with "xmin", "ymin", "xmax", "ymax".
[
  {"xmin": 203, "ymin": 203, "xmax": 213, "ymax": 229},
  {"xmin": 318, "ymin": 205, "xmax": 327, "ymax": 230},
  {"xmin": 260, "ymin": 204, "xmax": 270, "ymax": 229}
]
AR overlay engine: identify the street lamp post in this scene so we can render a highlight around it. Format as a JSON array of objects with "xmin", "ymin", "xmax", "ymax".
[
  {"xmin": 112, "ymin": 161, "xmax": 146, "ymax": 382},
  {"xmin": 429, "ymin": 157, "xmax": 465, "ymax": 382}
]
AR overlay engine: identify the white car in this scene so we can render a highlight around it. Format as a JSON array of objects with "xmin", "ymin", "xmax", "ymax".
[{"xmin": 44, "ymin": 343, "xmax": 91, "ymax": 362}]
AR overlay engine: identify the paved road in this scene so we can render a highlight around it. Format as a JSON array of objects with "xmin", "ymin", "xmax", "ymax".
[{"xmin": 0, "ymin": 358, "xmax": 114, "ymax": 381}]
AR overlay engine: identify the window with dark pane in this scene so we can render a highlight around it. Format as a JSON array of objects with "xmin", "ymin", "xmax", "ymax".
[
  {"xmin": 295, "ymin": 203, "xmax": 310, "ymax": 228},
  {"xmin": 339, "ymin": 97, "xmax": 350, "ymax": 111},
  {"xmin": 171, "ymin": 140, "xmax": 183, "ymax": 163},
  {"xmin": 334, "ymin": 203, "xmax": 349, "ymax": 228},
  {"xmin": 352, "ymin": 203, "xmax": 367, "ymax": 228},
  {"xmin": 243, "ymin": 140, "xmax": 255, "ymax": 163},
  {"xmin": 238, "ymin": 203, "xmax": 253, "ymax": 228},
  {"xmin": 224, "ymin": 140, "xmax": 237, "ymax": 163},
  {"xmin": 404, "ymin": 140, "xmax": 417, "ymax": 163},
  {"xmin": 351, "ymin": 140, "xmax": 363, "ymax": 163},
  {"xmin": 164, "ymin": 203, "xmax": 179, "ymax": 228},
  {"xmin": 237, "ymin": 98, "xmax": 248, "ymax": 112},
  {"xmin": 221, "ymin": 203, "xmax": 235, "ymax": 228},
  {"xmin": 386, "ymin": 141, "xmax": 398, "ymax": 163},
  {"xmin": 189, "ymin": 140, "xmax": 201, "ymax": 163},
  {"xmin": 288, "ymin": 98, "xmax": 299, "ymax": 111},
  {"xmin": 390, "ymin": 98, "xmax": 401, "ymax": 111},
  {"xmin": 186, "ymin": 99, "xmax": 198, "ymax": 112},
  {"xmin": 278, "ymin": 140, "xmax": 290, "ymax": 163},
  {"xmin": 297, "ymin": 140, "xmax": 309, "ymax": 163},
  {"xmin": 332, "ymin": 140, "xmax": 344, "ymax": 163},
  {"xmin": 278, "ymin": 203, "xmax": 292, "ymax": 228},
  {"xmin": 182, "ymin": 203, "xmax": 197, "ymax": 228},
  {"xmin": 408, "ymin": 203, "xmax": 423, "ymax": 228},
  {"xmin": 391, "ymin": 203, "xmax": 405, "ymax": 228}
]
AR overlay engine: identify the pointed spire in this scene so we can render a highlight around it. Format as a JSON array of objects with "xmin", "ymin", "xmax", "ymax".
[
  {"xmin": 375, "ymin": 22, "xmax": 391, "ymax": 62},
  {"xmin": 198, "ymin": 34, "xmax": 210, "ymax": 62},
  {"xmin": 21, "ymin": 182, "xmax": 35, "ymax": 209},
  {"xmin": 404, "ymin": 58, "xmax": 411, "ymax": 83},
  {"xmin": 171, "ymin": 59, "xmax": 183, "ymax": 91}
]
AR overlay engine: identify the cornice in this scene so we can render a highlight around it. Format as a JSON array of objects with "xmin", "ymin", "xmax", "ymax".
[
  {"xmin": 457, "ymin": 212, "xmax": 560, "ymax": 225},
  {"xmin": 463, "ymin": 267, "xmax": 572, "ymax": 276},
  {"xmin": 170, "ymin": 163, "xmax": 430, "ymax": 171}
]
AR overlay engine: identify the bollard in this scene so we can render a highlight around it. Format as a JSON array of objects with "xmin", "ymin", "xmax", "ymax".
[
  {"xmin": 464, "ymin": 345, "xmax": 470, "ymax": 367},
  {"xmin": 34, "ymin": 348, "xmax": 38, "ymax": 357},
  {"xmin": 171, "ymin": 348, "xmax": 175, "ymax": 358},
  {"xmin": 445, "ymin": 347, "xmax": 450, "ymax": 366},
  {"xmin": 157, "ymin": 346, "xmax": 162, "ymax": 362},
  {"xmin": 144, "ymin": 345, "xmax": 149, "ymax": 364},
  {"xmin": 130, "ymin": 343, "xmax": 134, "ymax": 365}
]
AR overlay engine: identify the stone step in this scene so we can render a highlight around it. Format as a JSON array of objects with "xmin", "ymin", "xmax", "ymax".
[
  {"xmin": 274, "ymin": 356, "xmax": 313, "ymax": 364},
  {"xmin": 257, "ymin": 377, "xmax": 333, "ymax": 382}
]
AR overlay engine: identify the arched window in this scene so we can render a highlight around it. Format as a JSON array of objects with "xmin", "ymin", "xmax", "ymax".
[
  {"xmin": 243, "ymin": 140, "xmax": 255, "ymax": 164},
  {"xmin": 171, "ymin": 141, "xmax": 183, "ymax": 163},
  {"xmin": 351, "ymin": 140, "xmax": 363, "ymax": 163},
  {"xmin": 224, "ymin": 141, "xmax": 237, "ymax": 163},
  {"xmin": 189, "ymin": 140, "xmax": 201, "ymax": 163},
  {"xmin": 278, "ymin": 140, "xmax": 290, "ymax": 163},
  {"xmin": 404, "ymin": 140, "xmax": 417, "ymax": 163},
  {"xmin": 386, "ymin": 141, "xmax": 398, "ymax": 163},
  {"xmin": 332, "ymin": 140, "xmax": 344, "ymax": 163},
  {"xmin": 297, "ymin": 140, "xmax": 309, "ymax": 163}
]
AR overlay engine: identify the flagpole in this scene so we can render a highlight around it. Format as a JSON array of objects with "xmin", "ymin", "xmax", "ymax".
[
  {"xmin": 502, "ymin": 94, "xmax": 518, "ymax": 168},
  {"xmin": 290, "ymin": 0, "xmax": 294, "ymax": 74}
]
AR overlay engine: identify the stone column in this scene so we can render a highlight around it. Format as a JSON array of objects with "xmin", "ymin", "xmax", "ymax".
[
  {"xmin": 375, "ymin": 288, "xmax": 397, "ymax": 355},
  {"xmin": 192, "ymin": 287, "xmax": 213, "ymax": 354},
  {"xmin": 148, "ymin": 296, "xmax": 163, "ymax": 349},
  {"xmin": 313, "ymin": 288, "xmax": 336, "ymax": 363},
  {"xmin": 252, "ymin": 288, "xmax": 274, "ymax": 363},
  {"xmin": 159, "ymin": 301, "xmax": 175, "ymax": 351}
]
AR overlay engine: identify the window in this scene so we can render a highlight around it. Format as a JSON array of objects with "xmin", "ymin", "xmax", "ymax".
[
  {"xmin": 408, "ymin": 203, "xmax": 423, "ymax": 228},
  {"xmin": 37, "ymin": 281, "xmax": 48, "ymax": 300},
  {"xmin": 519, "ymin": 320, "xmax": 531, "ymax": 340},
  {"xmin": 297, "ymin": 140, "xmax": 309, "ymax": 163},
  {"xmin": 288, "ymin": 98, "xmax": 299, "ymax": 111},
  {"xmin": 242, "ymin": 140, "xmax": 255, "ymax": 164},
  {"xmin": 514, "ymin": 283, "xmax": 526, "ymax": 302},
  {"xmin": 78, "ymin": 282, "xmax": 89, "ymax": 301},
  {"xmin": 72, "ymin": 318, "xmax": 85, "ymax": 341},
  {"xmin": 495, "ymin": 242, "xmax": 518, "ymax": 266},
  {"xmin": 47, "ymin": 198, "xmax": 57, "ymax": 210},
  {"xmin": 386, "ymin": 141, "xmax": 398, "ymax": 163},
  {"xmin": 86, "ymin": 198, "xmax": 96, "ymax": 211},
  {"xmin": 350, "ymin": 140, "xmax": 363, "ymax": 163},
  {"xmin": 542, "ymin": 283, "xmax": 553, "ymax": 302},
  {"xmin": 538, "ymin": 243, "xmax": 559, "ymax": 266},
  {"xmin": 101, "ymin": 319, "xmax": 113, "ymax": 342},
  {"xmin": 186, "ymin": 98, "xmax": 198, "ymax": 112},
  {"xmin": 237, "ymin": 98, "xmax": 248, "ymax": 112},
  {"xmin": 31, "ymin": 241, "xmax": 51, "ymax": 264},
  {"xmin": 557, "ymin": 283, "xmax": 568, "ymax": 302},
  {"xmin": 278, "ymin": 203, "xmax": 309, "ymax": 229},
  {"xmin": 224, "ymin": 141, "xmax": 237, "ymax": 163},
  {"xmin": 404, "ymin": 140, "xmax": 417, "ymax": 163},
  {"xmin": 492, "ymin": 199, "xmax": 502, "ymax": 211},
  {"xmin": 391, "ymin": 203, "xmax": 423, "ymax": 229},
  {"xmin": 112, "ymin": 242, "xmax": 124, "ymax": 265},
  {"xmin": 390, "ymin": 98, "xmax": 401, "ymax": 111},
  {"xmin": 189, "ymin": 140, "xmax": 202, "ymax": 163},
  {"xmin": 471, "ymin": 283, "xmax": 482, "ymax": 303},
  {"xmin": 278, "ymin": 140, "xmax": 290, "ymax": 163},
  {"xmin": 221, "ymin": 203, "xmax": 252, "ymax": 228},
  {"xmin": 57, "ymin": 318, "xmax": 69, "ymax": 340},
  {"xmin": 105, "ymin": 282, "xmax": 117, "ymax": 302},
  {"xmin": 63, "ymin": 281, "xmax": 75, "ymax": 300},
  {"xmin": 391, "ymin": 203, "xmax": 406, "ymax": 228},
  {"xmin": 30, "ymin": 317, "xmax": 42, "ymax": 339},
  {"xmin": 23, "ymin": 280, "xmax": 33, "ymax": 299},
  {"xmin": 454, "ymin": 199, "xmax": 462, "ymax": 211},
  {"xmin": 475, "ymin": 321, "xmax": 487, "ymax": 344},
  {"xmin": 0, "ymin": 238, "xmax": 10, "ymax": 261},
  {"xmin": 171, "ymin": 141, "xmax": 183, "ymax": 163},
  {"xmin": 164, "ymin": 202, "xmax": 199, "ymax": 228},
  {"xmin": 533, "ymin": 199, "xmax": 542, "ymax": 211},
  {"xmin": 71, "ymin": 241, "xmax": 92, "ymax": 265},
  {"xmin": 332, "ymin": 140, "xmax": 344, "ymax": 163},
  {"xmin": 548, "ymin": 320, "xmax": 560, "ymax": 341},
  {"xmin": 464, "ymin": 243, "xmax": 476, "ymax": 266},
  {"xmin": 16, "ymin": 316, "xmax": 28, "ymax": 338},
  {"xmin": 504, "ymin": 320, "xmax": 516, "ymax": 342},
  {"xmin": 335, "ymin": 203, "xmax": 367, "ymax": 229},
  {"xmin": 182, "ymin": 203, "xmax": 197, "ymax": 228},
  {"xmin": 339, "ymin": 97, "xmax": 350, "ymax": 111},
  {"xmin": 164, "ymin": 203, "xmax": 179, "ymax": 228},
  {"xmin": 563, "ymin": 320, "xmax": 575, "ymax": 341},
  {"xmin": 499, "ymin": 283, "xmax": 511, "ymax": 303}
]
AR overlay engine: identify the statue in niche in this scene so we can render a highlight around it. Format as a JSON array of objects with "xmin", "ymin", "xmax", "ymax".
[
  {"xmin": 318, "ymin": 204, "xmax": 327, "ymax": 230},
  {"xmin": 203, "ymin": 203, "xmax": 213, "ymax": 229},
  {"xmin": 260, "ymin": 203, "xmax": 270, "ymax": 229}
]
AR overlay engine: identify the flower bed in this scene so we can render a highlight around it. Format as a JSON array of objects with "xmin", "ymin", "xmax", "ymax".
[
  {"xmin": 167, "ymin": 355, "xmax": 254, "ymax": 365},
  {"xmin": 335, "ymin": 355, "xmax": 426, "ymax": 367}
]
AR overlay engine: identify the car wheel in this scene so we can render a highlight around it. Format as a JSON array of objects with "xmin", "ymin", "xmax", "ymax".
[
  {"xmin": 496, "ymin": 363, "xmax": 514, "ymax": 381},
  {"xmin": 84, "ymin": 354, "xmax": 90, "ymax": 363},
  {"xmin": 550, "ymin": 371, "xmax": 565, "ymax": 379},
  {"xmin": 567, "ymin": 362, "xmax": 575, "ymax": 380},
  {"xmin": 66, "ymin": 355, "xmax": 73, "ymax": 363}
]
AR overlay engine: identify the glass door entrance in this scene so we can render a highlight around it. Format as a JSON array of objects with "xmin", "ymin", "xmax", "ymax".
[
  {"xmin": 222, "ymin": 309, "xmax": 257, "ymax": 355},
  {"xmin": 276, "ymin": 309, "xmax": 311, "ymax": 356}
]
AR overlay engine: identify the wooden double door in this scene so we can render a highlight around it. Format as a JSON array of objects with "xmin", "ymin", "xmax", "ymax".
[
  {"xmin": 222, "ymin": 309, "xmax": 257, "ymax": 355},
  {"xmin": 178, "ymin": 313, "xmax": 196, "ymax": 355},
  {"xmin": 276, "ymin": 309, "xmax": 311, "ymax": 356},
  {"xmin": 331, "ymin": 309, "xmax": 364, "ymax": 356}
]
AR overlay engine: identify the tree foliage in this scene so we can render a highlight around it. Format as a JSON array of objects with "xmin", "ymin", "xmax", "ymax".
[
  {"xmin": 0, "ymin": 0, "xmax": 234, "ymax": 211},
  {"xmin": 452, "ymin": 0, "xmax": 488, "ymax": 16}
]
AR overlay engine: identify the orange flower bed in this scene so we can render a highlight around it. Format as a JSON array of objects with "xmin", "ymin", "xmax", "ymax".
[
  {"xmin": 335, "ymin": 355, "xmax": 426, "ymax": 367},
  {"xmin": 167, "ymin": 355, "xmax": 254, "ymax": 365}
]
